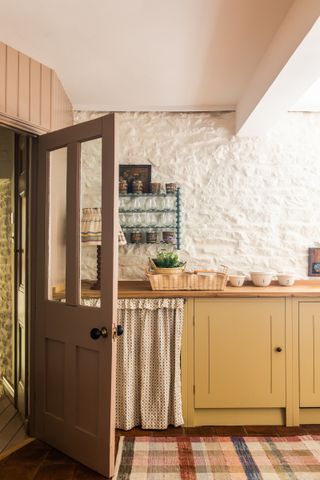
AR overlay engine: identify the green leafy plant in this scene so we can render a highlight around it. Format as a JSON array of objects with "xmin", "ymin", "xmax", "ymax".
[{"xmin": 153, "ymin": 248, "xmax": 184, "ymax": 268}]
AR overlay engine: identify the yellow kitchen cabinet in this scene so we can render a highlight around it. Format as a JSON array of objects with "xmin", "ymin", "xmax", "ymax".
[
  {"xmin": 299, "ymin": 302, "xmax": 320, "ymax": 407},
  {"xmin": 194, "ymin": 298, "xmax": 286, "ymax": 409}
]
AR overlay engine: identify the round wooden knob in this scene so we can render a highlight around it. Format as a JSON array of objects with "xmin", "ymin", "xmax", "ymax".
[
  {"xmin": 275, "ymin": 347, "xmax": 282, "ymax": 353},
  {"xmin": 116, "ymin": 325, "xmax": 124, "ymax": 336}
]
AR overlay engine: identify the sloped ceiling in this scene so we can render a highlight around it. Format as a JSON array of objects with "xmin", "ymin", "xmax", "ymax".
[{"xmin": 0, "ymin": 0, "xmax": 294, "ymax": 111}]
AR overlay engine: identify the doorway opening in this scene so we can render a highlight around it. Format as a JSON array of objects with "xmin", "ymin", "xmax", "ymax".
[{"xmin": 0, "ymin": 125, "xmax": 31, "ymax": 454}]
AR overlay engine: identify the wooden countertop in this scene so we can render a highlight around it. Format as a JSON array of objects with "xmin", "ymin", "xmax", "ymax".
[
  {"xmin": 52, "ymin": 280, "xmax": 320, "ymax": 300},
  {"xmin": 118, "ymin": 280, "xmax": 320, "ymax": 298}
]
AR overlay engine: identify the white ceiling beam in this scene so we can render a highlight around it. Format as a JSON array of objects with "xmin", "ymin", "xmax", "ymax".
[{"xmin": 236, "ymin": 0, "xmax": 320, "ymax": 136}]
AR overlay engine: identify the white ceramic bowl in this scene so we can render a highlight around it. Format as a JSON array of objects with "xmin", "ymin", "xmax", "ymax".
[
  {"xmin": 228, "ymin": 274, "xmax": 246, "ymax": 287},
  {"xmin": 277, "ymin": 273, "xmax": 295, "ymax": 286},
  {"xmin": 250, "ymin": 272, "xmax": 274, "ymax": 287}
]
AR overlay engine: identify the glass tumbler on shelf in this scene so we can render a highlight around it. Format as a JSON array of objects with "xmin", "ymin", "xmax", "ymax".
[
  {"xmin": 162, "ymin": 210, "xmax": 174, "ymax": 227},
  {"xmin": 164, "ymin": 194, "xmax": 174, "ymax": 210},
  {"xmin": 130, "ymin": 195, "xmax": 140, "ymax": 211},
  {"xmin": 119, "ymin": 213, "xmax": 126, "ymax": 226},
  {"xmin": 155, "ymin": 213, "xmax": 163, "ymax": 228},
  {"xmin": 147, "ymin": 212, "xmax": 156, "ymax": 227},
  {"xmin": 145, "ymin": 196, "xmax": 152, "ymax": 210},
  {"xmin": 146, "ymin": 195, "xmax": 157, "ymax": 211},
  {"xmin": 126, "ymin": 214, "xmax": 135, "ymax": 228},
  {"xmin": 135, "ymin": 212, "xmax": 143, "ymax": 227},
  {"xmin": 157, "ymin": 196, "xmax": 166, "ymax": 210}
]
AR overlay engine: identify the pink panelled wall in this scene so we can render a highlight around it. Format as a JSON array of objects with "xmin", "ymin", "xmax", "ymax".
[{"xmin": 0, "ymin": 42, "xmax": 73, "ymax": 133}]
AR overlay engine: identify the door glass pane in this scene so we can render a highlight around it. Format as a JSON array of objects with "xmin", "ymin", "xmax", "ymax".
[
  {"xmin": 80, "ymin": 138, "xmax": 102, "ymax": 307},
  {"xmin": 48, "ymin": 148, "xmax": 67, "ymax": 302}
]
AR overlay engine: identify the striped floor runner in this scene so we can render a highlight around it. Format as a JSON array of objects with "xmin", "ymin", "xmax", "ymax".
[{"xmin": 115, "ymin": 435, "xmax": 320, "ymax": 479}]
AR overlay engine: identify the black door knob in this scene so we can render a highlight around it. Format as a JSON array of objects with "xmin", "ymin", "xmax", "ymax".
[
  {"xmin": 116, "ymin": 325, "xmax": 124, "ymax": 336},
  {"xmin": 275, "ymin": 347, "xmax": 282, "ymax": 352},
  {"xmin": 90, "ymin": 327, "xmax": 108, "ymax": 340}
]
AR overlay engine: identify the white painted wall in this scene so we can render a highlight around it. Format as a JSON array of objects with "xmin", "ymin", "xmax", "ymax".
[{"xmin": 75, "ymin": 111, "xmax": 320, "ymax": 280}]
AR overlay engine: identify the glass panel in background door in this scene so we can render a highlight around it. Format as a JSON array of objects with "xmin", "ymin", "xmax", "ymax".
[
  {"xmin": 48, "ymin": 147, "xmax": 67, "ymax": 301},
  {"xmin": 80, "ymin": 138, "xmax": 102, "ymax": 307},
  {"xmin": 0, "ymin": 176, "xmax": 14, "ymax": 388}
]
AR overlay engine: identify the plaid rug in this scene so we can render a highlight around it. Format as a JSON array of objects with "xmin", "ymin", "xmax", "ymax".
[{"xmin": 114, "ymin": 435, "xmax": 320, "ymax": 479}]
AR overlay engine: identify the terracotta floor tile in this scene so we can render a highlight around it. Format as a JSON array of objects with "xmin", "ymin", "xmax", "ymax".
[
  {"xmin": 180, "ymin": 427, "xmax": 203, "ymax": 436},
  {"xmin": 213, "ymin": 426, "xmax": 247, "ymax": 436},
  {"xmin": 73, "ymin": 464, "xmax": 106, "ymax": 480},
  {"xmin": 33, "ymin": 463, "xmax": 76, "ymax": 480},
  {"xmin": 244, "ymin": 425, "xmax": 280, "ymax": 436},
  {"xmin": 149, "ymin": 426, "xmax": 185, "ymax": 436},
  {"xmin": 198, "ymin": 426, "xmax": 219, "ymax": 436},
  {"xmin": 43, "ymin": 448, "xmax": 78, "ymax": 465},
  {"xmin": 0, "ymin": 464, "xmax": 39, "ymax": 480},
  {"xmin": 117, "ymin": 427, "xmax": 151, "ymax": 437},
  {"xmin": 0, "ymin": 444, "xmax": 49, "ymax": 479},
  {"xmin": 0, "ymin": 440, "xmax": 50, "ymax": 467}
]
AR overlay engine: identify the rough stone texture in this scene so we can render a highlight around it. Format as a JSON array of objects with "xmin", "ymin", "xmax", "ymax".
[
  {"xmin": 74, "ymin": 111, "xmax": 320, "ymax": 280},
  {"xmin": 0, "ymin": 180, "xmax": 13, "ymax": 395}
]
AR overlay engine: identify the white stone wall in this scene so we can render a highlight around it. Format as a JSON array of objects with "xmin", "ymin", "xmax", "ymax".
[{"xmin": 75, "ymin": 111, "xmax": 320, "ymax": 280}]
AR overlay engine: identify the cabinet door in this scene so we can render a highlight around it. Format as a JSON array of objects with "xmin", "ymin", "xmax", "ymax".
[
  {"xmin": 194, "ymin": 299, "xmax": 286, "ymax": 408},
  {"xmin": 299, "ymin": 302, "xmax": 320, "ymax": 407}
]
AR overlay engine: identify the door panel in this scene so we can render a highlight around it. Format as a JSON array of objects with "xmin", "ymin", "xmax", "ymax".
[
  {"xmin": 299, "ymin": 302, "xmax": 320, "ymax": 407},
  {"xmin": 194, "ymin": 298, "xmax": 286, "ymax": 408},
  {"xmin": 45, "ymin": 339, "xmax": 64, "ymax": 418},
  {"xmin": 34, "ymin": 115, "xmax": 118, "ymax": 477},
  {"xmin": 76, "ymin": 346, "xmax": 99, "ymax": 435}
]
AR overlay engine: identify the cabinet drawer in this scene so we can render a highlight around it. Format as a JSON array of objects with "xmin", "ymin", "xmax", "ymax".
[{"xmin": 194, "ymin": 298, "xmax": 286, "ymax": 409}]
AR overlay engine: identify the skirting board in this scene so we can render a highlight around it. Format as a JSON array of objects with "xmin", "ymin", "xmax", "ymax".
[
  {"xmin": 186, "ymin": 408, "xmax": 286, "ymax": 427},
  {"xmin": 300, "ymin": 408, "xmax": 320, "ymax": 424}
]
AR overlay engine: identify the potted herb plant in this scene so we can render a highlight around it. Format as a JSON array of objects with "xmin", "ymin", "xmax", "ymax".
[{"xmin": 150, "ymin": 246, "xmax": 186, "ymax": 274}]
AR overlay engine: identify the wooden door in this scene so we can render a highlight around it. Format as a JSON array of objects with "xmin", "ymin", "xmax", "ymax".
[
  {"xmin": 14, "ymin": 134, "xmax": 29, "ymax": 419},
  {"xmin": 33, "ymin": 115, "xmax": 118, "ymax": 477},
  {"xmin": 194, "ymin": 298, "xmax": 286, "ymax": 408},
  {"xmin": 299, "ymin": 302, "xmax": 320, "ymax": 407}
]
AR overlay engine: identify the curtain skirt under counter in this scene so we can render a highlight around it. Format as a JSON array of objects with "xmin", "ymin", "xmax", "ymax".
[{"xmin": 116, "ymin": 298, "xmax": 184, "ymax": 430}]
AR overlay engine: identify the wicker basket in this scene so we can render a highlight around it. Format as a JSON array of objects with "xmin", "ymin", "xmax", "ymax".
[{"xmin": 147, "ymin": 266, "xmax": 228, "ymax": 291}]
